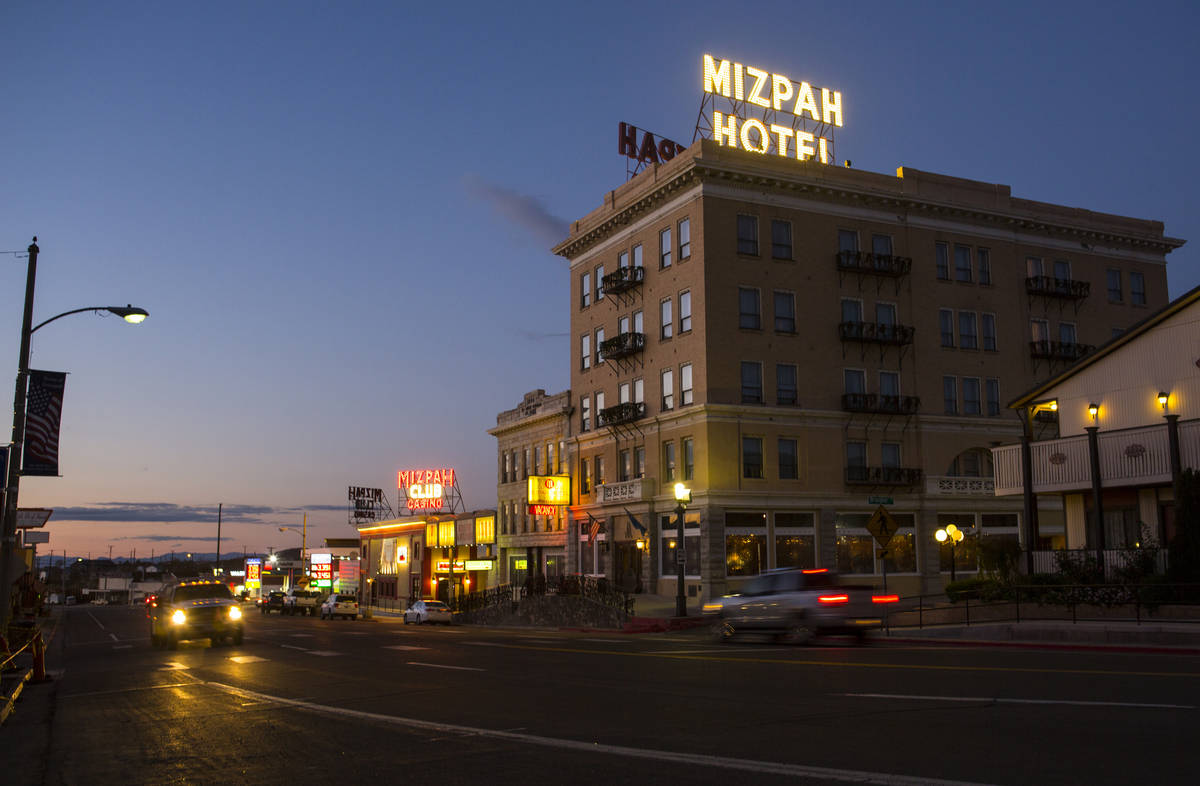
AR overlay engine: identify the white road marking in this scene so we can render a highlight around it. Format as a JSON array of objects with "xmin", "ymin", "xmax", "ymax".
[
  {"xmin": 108, "ymin": 633, "xmax": 119, "ymax": 642},
  {"xmin": 87, "ymin": 612, "xmax": 106, "ymax": 630},
  {"xmin": 202, "ymin": 680, "xmax": 998, "ymax": 785},
  {"xmin": 462, "ymin": 641, "xmax": 505, "ymax": 647},
  {"xmin": 306, "ymin": 651, "xmax": 341, "ymax": 657},
  {"xmin": 580, "ymin": 638, "xmax": 628, "ymax": 643},
  {"xmin": 383, "ymin": 645, "xmax": 429, "ymax": 651},
  {"xmin": 280, "ymin": 644, "xmax": 308, "ymax": 651},
  {"xmin": 288, "ymin": 634, "xmax": 314, "ymax": 638},
  {"xmin": 159, "ymin": 662, "xmax": 189, "ymax": 671},
  {"xmin": 844, "ymin": 693, "xmax": 1197, "ymax": 710},
  {"xmin": 406, "ymin": 662, "xmax": 485, "ymax": 672},
  {"xmin": 112, "ymin": 644, "xmax": 133, "ymax": 650},
  {"xmin": 229, "ymin": 655, "xmax": 268, "ymax": 664}
]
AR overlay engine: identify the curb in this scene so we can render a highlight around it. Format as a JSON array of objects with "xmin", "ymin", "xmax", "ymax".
[{"xmin": 879, "ymin": 635, "xmax": 1200, "ymax": 655}]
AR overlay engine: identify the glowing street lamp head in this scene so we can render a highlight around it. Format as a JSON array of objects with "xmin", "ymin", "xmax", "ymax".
[
  {"xmin": 935, "ymin": 529, "xmax": 948, "ymax": 543},
  {"xmin": 674, "ymin": 483, "xmax": 691, "ymax": 503},
  {"xmin": 108, "ymin": 304, "xmax": 149, "ymax": 324},
  {"xmin": 1158, "ymin": 392, "xmax": 1169, "ymax": 411}
]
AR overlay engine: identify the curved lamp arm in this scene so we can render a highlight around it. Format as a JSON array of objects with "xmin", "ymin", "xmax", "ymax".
[{"xmin": 32, "ymin": 304, "xmax": 149, "ymax": 334}]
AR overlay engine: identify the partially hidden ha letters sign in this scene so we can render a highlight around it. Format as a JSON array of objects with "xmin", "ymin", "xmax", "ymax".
[
  {"xmin": 702, "ymin": 54, "xmax": 842, "ymax": 165},
  {"xmin": 399, "ymin": 468, "xmax": 454, "ymax": 511}
]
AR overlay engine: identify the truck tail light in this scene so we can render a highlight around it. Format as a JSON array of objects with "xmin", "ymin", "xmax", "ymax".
[{"xmin": 818, "ymin": 594, "xmax": 849, "ymax": 605}]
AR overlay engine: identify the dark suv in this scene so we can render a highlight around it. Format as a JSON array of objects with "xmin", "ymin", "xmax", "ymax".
[
  {"xmin": 149, "ymin": 580, "xmax": 244, "ymax": 649},
  {"xmin": 259, "ymin": 590, "xmax": 286, "ymax": 614}
]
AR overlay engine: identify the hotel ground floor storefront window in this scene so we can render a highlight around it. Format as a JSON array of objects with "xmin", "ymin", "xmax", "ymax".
[
  {"xmin": 835, "ymin": 512, "xmax": 917, "ymax": 576},
  {"xmin": 725, "ymin": 511, "xmax": 817, "ymax": 577}
]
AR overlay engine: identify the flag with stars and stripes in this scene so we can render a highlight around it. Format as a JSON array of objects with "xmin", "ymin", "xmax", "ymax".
[{"xmin": 22, "ymin": 370, "xmax": 67, "ymax": 477}]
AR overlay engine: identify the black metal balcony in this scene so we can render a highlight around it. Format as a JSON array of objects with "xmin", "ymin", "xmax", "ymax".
[
  {"xmin": 600, "ymin": 265, "xmax": 645, "ymax": 296},
  {"xmin": 1025, "ymin": 275, "xmax": 1090, "ymax": 300},
  {"xmin": 598, "ymin": 401, "xmax": 645, "ymax": 427},
  {"xmin": 845, "ymin": 466, "xmax": 923, "ymax": 486},
  {"xmin": 599, "ymin": 332, "xmax": 645, "ymax": 360},
  {"xmin": 841, "ymin": 393, "xmax": 921, "ymax": 415},
  {"xmin": 1029, "ymin": 339, "xmax": 1095, "ymax": 362},
  {"xmin": 838, "ymin": 321, "xmax": 915, "ymax": 345},
  {"xmin": 836, "ymin": 250, "xmax": 912, "ymax": 277}
]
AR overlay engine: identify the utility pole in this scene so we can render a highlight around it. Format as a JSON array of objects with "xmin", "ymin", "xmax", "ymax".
[{"xmin": 215, "ymin": 502, "xmax": 223, "ymax": 576}]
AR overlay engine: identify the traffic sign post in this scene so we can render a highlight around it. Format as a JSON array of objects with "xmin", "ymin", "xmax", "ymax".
[{"xmin": 866, "ymin": 505, "xmax": 898, "ymax": 594}]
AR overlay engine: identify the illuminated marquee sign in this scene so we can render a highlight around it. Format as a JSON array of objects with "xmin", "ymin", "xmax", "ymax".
[
  {"xmin": 435, "ymin": 559, "xmax": 467, "ymax": 572},
  {"xmin": 528, "ymin": 504, "xmax": 557, "ymax": 517},
  {"xmin": 310, "ymin": 553, "xmax": 333, "ymax": 588},
  {"xmin": 701, "ymin": 54, "xmax": 842, "ymax": 165},
  {"xmin": 398, "ymin": 468, "xmax": 456, "ymax": 511},
  {"xmin": 245, "ymin": 559, "xmax": 261, "ymax": 589},
  {"xmin": 528, "ymin": 475, "xmax": 570, "ymax": 505}
]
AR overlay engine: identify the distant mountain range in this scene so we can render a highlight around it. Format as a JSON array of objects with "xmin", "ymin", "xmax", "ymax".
[{"xmin": 33, "ymin": 551, "xmax": 271, "ymax": 568}]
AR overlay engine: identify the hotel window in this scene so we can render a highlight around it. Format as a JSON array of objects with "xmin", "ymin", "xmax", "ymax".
[
  {"xmin": 532, "ymin": 446, "xmax": 540, "ymax": 477},
  {"xmin": 1059, "ymin": 322, "xmax": 1077, "ymax": 344},
  {"xmin": 841, "ymin": 297, "xmax": 863, "ymax": 324},
  {"xmin": 1107, "ymin": 268, "xmax": 1123, "ymax": 302},
  {"xmin": 982, "ymin": 313, "xmax": 997, "ymax": 351},
  {"xmin": 632, "ymin": 243, "xmax": 643, "ymax": 268},
  {"xmin": 618, "ymin": 249, "xmax": 629, "ymax": 269},
  {"xmin": 844, "ymin": 368, "xmax": 866, "ymax": 395},
  {"xmin": 580, "ymin": 397, "xmax": 591, "ymax": 432},
  {"xmin": 619, "ymin": 449, "xmax": 631, "ymax": 482},
  {"xmin": 775, "ymin": 512, "xmax": 816, "ymax": 570},
  {"xmin": 594, "ymin": 327, "xmax": 605, "ymax": 364},
  {"xmin": 725, "ymin": 511, "xmax": 767, "ymax": 577},
  {"xmin": 633, "ymin": 377, "xmax": 644, "ymax": 405},
  {"xmin": 963, "ymin": 377, "xmax": 982, "ymax": 415},
  {"xmin": 880, "ymin": 371, "xmax": 899, "ymax": 398},
  {"xmin": 635, "ymin": 446, "xmax": 646, "ymax": 479},
  {"xmin": 943, "ymin": 376, "xmax": 958, "ymax": 414},
  {"xmin": 741, "ymin": 361, "xmax": 763, "ymax": 404},
  {"xmin": 663, "ymin": 440, "xmax": 676, "ymax": 482},
  {"xmin": 502, "ymin": 451, "xmax": 510, "ymax": 483},
  {"xmin": 1053, "ymin": 259, "xmax": 1071, "ymax": 284},
  {"xmin": 958, "ymin": 311, "xmax": 978, "ymax": 349},
  {"xmin": 778, "ymin": 438, "xmax": 798, "ymax": 480},
  {"xmin": 580, "ymin": 457, "xmax": 591, "ymax": 494},
  {"xmin": 680, "ymin": 363, "xmax": 693, "ymax": 406},
  {"xmin": 846, "ymin": 441, "xmax": 867, "ymax": 472},
  {"xmin": 618, "ymin": 314, "xmax": 629, "ymax": 335},
  {"xmin": 678, "ymin": 218, "xmax": 691, "ymax": 260},
  {"xmin": 771, "ymin": 219, "xmax": 792, "ymax": 259},
  {"xmin": 954, "ymin": 244, "xmax": 972, "ymax": 282},
  {"xmin": 523, "ymin": 448, "xmax": 530, "ymax": 479},
  {"xmin": 986, "ymin": 378, "xmax": 1000, "ymax": 416},
  {"xmin": 661, "ymin": 368, "xmax": 674, "ymax": 410},
  {"xmin": 594, "ymin": 455, "xmax": 605, "ymax": 486},
  {"xmin": 739, "ymin": 287, "xmax": 761, "ymax": 329},
  {"xmin": 580, "ymin": 272, "xmax": 591, "ymax": 308},
  {"xmin": 682, "ymin": 437, "xmax": 694, "ymax": 480},
  {"xmin": 1030, "ymin": 318, "xmax": 1049, "ymax": 343},
  {"xmin": 839, "ymin": 229, "xmax": 858, "ymax": 253},
  {"xmin": 618, "ymin": 382, "xmax": 630, "ymax": 404},
  {"xmin": 679, "ymin": 290, "xmax": 692, "ymax": 332},
  {"xmin": 595, "ymin": 391, "xmax": 605, "ymax": 418},
  {"xmin": 660, "ymin": 298, "xmax": 673, "ymax": 339},
  {"xmin": 872, "ymin": 234, "xmax": 892, "ymax": 256},
  {"xmin": 1027, "ymin": 256, "xmax": 1044, "ymax": 277},
  {"xmin": 977, "ymin": 248, "xmax": 991, "ymax": 285},
  {"xmin": 737, "ymin": 214, "xmax": 759, "ymax": 255},
  {"xmin": 660, "ymin": 227, "xmax": 672, "ymax": 268},
  {"xmin": 546, "ymin": 442, "xmax": 554, "ymax": 474},
  {"xmin": 935, "ymin": 242, "xmax": 950, "ymax": 280},
  {"xmin": 876, "ymin": 301, "xmax": 897, "ymax": 327},
  {"xmin": 881, "ymin": 442, "xmax": 900, "ymax": 469},
  {"xmin": 774, "ymin": 291, "xmax": 796, "ymax": 333},
  {"xmin": 664, "ymin": 510, "xmax": 701, "ymax": 578},
  {"xmin": 1131, "ymin": 271, "xmax": 1146, "ymax": 305},
  {"xmin": 777, "ymin": 363, "xmax": 798, "ymax": 406},
  {"xmin": 742, "ymin": 436, "xmax": 764, "ymax": 479},
  {"xmin": 939, "ymin": 309, "xmax": 955, "ymax": 347},
  {"xmin": 559, "ymin": 440, "xmax": 566, "ymax": 473},
  {"xmin": 633, "ymin": 309, "xmax": 643, "ymax": 334},
  {"xmin": 594, "ymin": 264, "xmax": 604, "ymax": 302},
  {"xmin": 580, "ymin": 334, "xmax": 591, "ymax": 370}
]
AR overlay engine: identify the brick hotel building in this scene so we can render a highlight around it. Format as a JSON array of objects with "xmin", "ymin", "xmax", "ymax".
[{"xmin": 503, "ymin": 139, "xmax": 1182, "ymax": 601}]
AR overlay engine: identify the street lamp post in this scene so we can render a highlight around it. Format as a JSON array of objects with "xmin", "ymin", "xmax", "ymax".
[
  {"xmin": 1, "ymin": 238, "xmax": 149, "ymax": 632},
  {"xmin": 935, "ymin": 524, "xmax": 965, "ymax": 583},
  {"xmin": 673, "ymin": 482, "xmax": 691, "ymax": 617}
]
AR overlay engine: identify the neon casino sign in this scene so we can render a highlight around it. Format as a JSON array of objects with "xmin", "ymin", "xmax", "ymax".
[
  {"xmin": 398, "ymin": 468, "xmax": 455, "ymax": 511},
  {"xmin": 701, "ymin": 54, "xmax": 843, "ymax": 165}
]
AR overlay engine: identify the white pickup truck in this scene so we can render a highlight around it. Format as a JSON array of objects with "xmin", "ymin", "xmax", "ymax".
[
  {"xmin": 702, "ymin": 568, "xmax": 892, "ymax": 644},
  {"xmin": 282, "ymin": 589, "xmax": 322, "ymax": 616}
]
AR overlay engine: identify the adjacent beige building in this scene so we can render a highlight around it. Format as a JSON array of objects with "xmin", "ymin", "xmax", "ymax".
[{"xmin": 551, "ymin": 139, "xmax": 1183, "ymax": 600}]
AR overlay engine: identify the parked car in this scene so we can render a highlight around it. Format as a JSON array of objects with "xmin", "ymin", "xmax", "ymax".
[
  {"xmin": 319, "ymin": 594, "xmax": 359, "ymax": 620},
  {"xmin": 702, "ymin": 568, "xmax": 887, "ymax": 644},
  {"xmin": 283, "ymin": 589, "xmax": 321, "ymax": 616},
  {"xmin": 149, "ymin": 580, "xmax": 244, "ymax": 649},
  {"xmin": 404, "ymin": 600, "xmax": 452, "ymax": 625},
  {"xmin": 259, "ymin": 591, "xmax": 286, "ymax": 614}
]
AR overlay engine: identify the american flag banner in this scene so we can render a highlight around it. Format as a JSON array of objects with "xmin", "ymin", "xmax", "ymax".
[
  {"xmin": 22, "ymin": 370, "xmax": 67, "ymax": 477},
  {"xmin": 588, "ymin": 514, "xmax": 602, "ymax": 543}
]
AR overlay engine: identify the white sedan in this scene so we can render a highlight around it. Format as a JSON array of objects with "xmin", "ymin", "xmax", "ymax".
[
  {"xmin": 404, "ymin": 600, "xmax": 452, "ymax": 625},
  {"xmin": 320, "ymin": 594, "xmax": 359, "ymax": 620}
]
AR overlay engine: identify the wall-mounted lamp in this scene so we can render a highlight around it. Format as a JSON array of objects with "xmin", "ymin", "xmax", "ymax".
[
  {"xmin": 1049, "ymin": 401, "xmax": 1058, "ymax": 411},
  {"xmin": 635, "ymin": 538, "xmax": 646, "ymax": 551},
  {"xmin": 1158, "ymin": 392, "xmax": 1169, "ymax": 412},
  {"xmin": 1088, "ymin": 403, "xmax": 1099, "ymax": 422}
]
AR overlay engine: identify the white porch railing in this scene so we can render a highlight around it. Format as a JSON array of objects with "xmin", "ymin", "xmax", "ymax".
[
  {"xmin": 1030, "ymin": 548, "xmax": 1168, "ymax": 577},
  {"xmin": 925, "ymin": 476, "xmax": 995, "ymax": 496}
]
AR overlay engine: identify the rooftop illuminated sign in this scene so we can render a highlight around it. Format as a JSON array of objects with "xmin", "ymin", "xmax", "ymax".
[
  {"xmin": 701, "ymin": 54, "xmax": 842, "ymax": 165},
  {"xmin": 399, "ymin": 468, "xmax": 455, "ymax": 511},
  {"xmin": 527, "ymin": 475, "xmax": 570, "ymax": 506}
]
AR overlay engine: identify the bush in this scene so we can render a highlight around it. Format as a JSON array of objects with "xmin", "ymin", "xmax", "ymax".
[{"xmin": 944, "ymin": 577, "xmax": 1002, "ymax": 603}]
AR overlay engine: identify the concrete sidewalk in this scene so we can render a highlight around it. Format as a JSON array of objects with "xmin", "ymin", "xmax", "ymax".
[{"xmin": 882, "ymin": 619, "xmax": 1200, "ymax": 652}]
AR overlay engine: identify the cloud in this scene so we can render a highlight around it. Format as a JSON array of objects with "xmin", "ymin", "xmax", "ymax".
[
  {"xmin": 47, "ymin": 502, "xmax": 340, "ymax": 525},
  {"xmin": 463, "ymin": 174, "xmax": 569, "ymax": 249}
]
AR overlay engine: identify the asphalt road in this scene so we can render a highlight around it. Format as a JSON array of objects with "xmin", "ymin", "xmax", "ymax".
[{"xmin": 14, "ymin": 605, "xmax": 1199, "ymax": 785}]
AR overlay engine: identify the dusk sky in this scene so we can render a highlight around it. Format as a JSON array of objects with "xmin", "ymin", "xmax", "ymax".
[{"xmin": 2, "ymin": 1, "xmax": 1197, "ymax": 560}]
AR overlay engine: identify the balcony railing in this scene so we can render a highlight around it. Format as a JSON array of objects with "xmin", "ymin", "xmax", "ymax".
[
  {"xmin": 839, "ymin": 321, "xmax": 915, "ymax": 346},
  {"xmin": 836, "ymin": 250, "xmax": 913, "ymax": 277},
  {"xmin": 841, "ymin": 393, "xmax": 921, "ymax": 415},
  {"xmin": 600, "ymin": 265, "xmax": 645, "ymax": 295},
  {"xmin": 845, "ymin": 466, "xmax": 923, "ymax": 486},
  {"xmin": 599, "ymin": 332, "xmax": 645, "ymax": 360},
  {"xmin": 598, "ymin": 401, "xmax": 645, "ymax": 427},
  {"xmin": 1025, "ymin": 275, "xmax": 1090, "ymax": 300},
  {"xmin": 925, "ymin": 476, "xmax": 996, "ymax": 496},
  {"xmin": 1028, "ymin": 339, "xmax": 1095, "ymax": 362},
  {"xmin": 991, "ymin": 418, "xmax": 1199, "ymax": 496}
]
